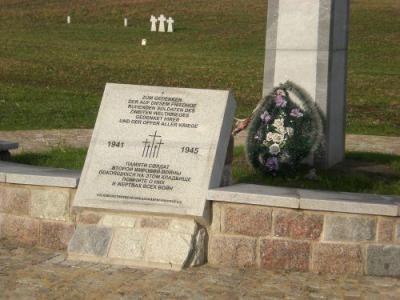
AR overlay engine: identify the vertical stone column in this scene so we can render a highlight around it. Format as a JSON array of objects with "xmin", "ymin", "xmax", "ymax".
[{"xmin": 263, "ymin": 0, "xmax": 349, "ymax": 167}]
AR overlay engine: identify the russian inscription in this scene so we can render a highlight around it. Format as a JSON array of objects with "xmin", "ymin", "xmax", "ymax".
[{"xmin": 73, "ymin": 84, "xmax": 236, "ymax": 217}]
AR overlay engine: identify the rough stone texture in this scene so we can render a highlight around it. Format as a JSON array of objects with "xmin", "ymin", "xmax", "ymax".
[
  {"xmin": 68, "ymin": 224, "xmax": 112, "ymax": 257},
  {"xmin": 210, "ymin": 202, "xmax": 222, "ymax": 233},
  {"xmin": 367, "ymin": 245, "xmax": 400, "ymax": 277},
  {"xmin": 39, "ymin": 221, "xmax": 75, "ymax": 250},
  {"xmin": 0, "ymin": 214, "xmax": 39, "ymax": 246},
  {"xmin": 221, "ymin": 204, "xmax": 272, "ymax": 237},
  {"xmin": 140, "ymin": 217, "xmax": 170, "ymax": 229},
  {"xmin": 169, "ymin": 218, "xmax": 197, "ymax": 234},
  {"xmin": 108, "ymin": 228, "xmax": 146, "ymax": 260},
  {"xmin": 312, "ymin": 243, "xmax": 363, "ymax": 275},
  {"xmin": 2, "ymin": 241, "xmax": 400, "ymax": 299},
  {"xmin": 397, "ymin": 223, "xmax": 400, "ymax": 241},
  {"xmin": 30, "ymin": 189, "xmax": 69, "ymax": 221},
  {"xmin": 324, "ymin": 215, "xmax": 376, "ymax": 241},
  {"xmin": 377, "ymin": 217, "xmax": 395, "ymax": 243},
  {"xmin": 260, "ymin": 239, "xmax": 310, "ymax": 272},
  {"xmin": 100, "ymin": 215, "xmax": 137, "ymax": 228},
  {"xmin": 189, "ymin": 227, "xmax": 207, "ymax": 267},
  {"xmin": 0, "ymin": 185, "xmax": 30, "ymax": 215},
  {"xmin": 146, "ymin": 230, "xmax": 197, "ymax": 267},
  {"xmin": 273, "ymin": 210, "xmax": 323, "ymax": 240},
  {"xmin": 208, "ymin": 235, "xmax": 256, "ymax": 267},
  {"xmin": 76, "ymin": 211, "xmax": 102, "ymax": 224}
]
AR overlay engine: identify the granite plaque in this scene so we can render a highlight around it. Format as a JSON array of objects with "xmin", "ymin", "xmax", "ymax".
[{"xmin": 74, "ymin": 83, "xmax": 236, "ymax": 217}]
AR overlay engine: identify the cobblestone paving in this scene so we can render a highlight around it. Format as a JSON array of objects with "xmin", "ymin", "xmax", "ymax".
[
  {"xmin": 1, "ymin": 241, "xmax": 399, "ymax": 300},
  {"xmin": 1, "ymin": 129, "xmax": 400, "ymax": 155}
]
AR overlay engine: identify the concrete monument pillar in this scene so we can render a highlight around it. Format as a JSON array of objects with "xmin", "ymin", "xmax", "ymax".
[{"xmin": 263, "ymin": 0, "xmax": 349, "ymax": 167}]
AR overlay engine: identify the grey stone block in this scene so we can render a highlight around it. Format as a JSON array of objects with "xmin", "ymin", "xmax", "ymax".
[
  {"xmin": 68, "ymin": 225, "xmax": 112, "ymax": 257},
  {"xmin": 0, "ymin": 173, "xmax": 5, "ymax": 183},
  {"xmin": 99, "ymin": 215, "xmax": 137, "ymax": 228},
  {"xmin": 324, "ymin": 215, "xmax": 376, "ymax": 242},
  {"xmin": 108, "ymin": 228, "xmax": 146, "ymax": 260},
  {"xmin": 299, "ymin": 189, "xmax": 399, "ymax": 216},
  {"xmin": 1, "ymin": 161, "xmax": 80, "ymax": 188},
  {"xmin": 367, "ymin": 245, "xmax": 400, "ymax": 277},
  {"xmin": 0, "ymin": 141, "xmax": 18, "ymax": 151},
  {"xmin": 397, "ymin": 224, "xmax": 400, "ymax": 241},
  {"xmin": 146, "ymin": 230, "xmax": 195, "ymax": 266},
  {"xmin": 207, "ymin": 184, "xmax": 299, "ymax": 209},
  {"xmin": 31, "ymin": 189, "xmax": 69, "ymax": 221}
]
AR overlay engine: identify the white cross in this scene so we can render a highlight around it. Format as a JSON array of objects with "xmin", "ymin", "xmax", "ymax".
[
  {"xmin": 67, "ymin": 16, "xmax": 71, "ymax": 24},
  {"xmin": 167, "ymin": 17, "xmax": 174, "ymax": 33},
  {"xmin": 158, "ymin": 14, "xmax": 166, "ymax": 32},
  {"xmin": 124, "ymin": 17, "xmax": 128, "ymax": 27},
  {"xmin": 150, "ymin": 15, "xmax": 157, "ymax": 32}
]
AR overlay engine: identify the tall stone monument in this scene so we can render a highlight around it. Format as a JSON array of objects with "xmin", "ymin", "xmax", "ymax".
[{"xmin": 263, "ymin": 0, "xmax": 349, "ymax": 167}]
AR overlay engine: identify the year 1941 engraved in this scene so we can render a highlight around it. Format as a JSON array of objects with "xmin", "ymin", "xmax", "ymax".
[
  {"xmin": 108, "ymin": 141, "xmax": 125, "ymax": 148},
  {"xmin": 181, "ymin": 146, "xmax": 199, "ymax": 154}
]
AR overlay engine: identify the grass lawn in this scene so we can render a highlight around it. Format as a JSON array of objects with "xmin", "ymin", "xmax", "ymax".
[
  {"xmin": 0, "ymin": 0, "xmax": 399, "ymax": 135},
  {"xmin": 10, "ymin": 146, "xmax": 400, "ymax": 196}
]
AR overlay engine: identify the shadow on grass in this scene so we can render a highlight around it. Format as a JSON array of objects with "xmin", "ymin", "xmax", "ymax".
[{"xmin": 233, "ymin": 146, "xmax": 400, "ymax": 196}]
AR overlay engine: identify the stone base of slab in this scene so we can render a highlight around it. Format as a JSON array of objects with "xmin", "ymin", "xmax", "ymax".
[{"xmin": 67, "ymin": 214, "xmax": 207, "ymax": 270}]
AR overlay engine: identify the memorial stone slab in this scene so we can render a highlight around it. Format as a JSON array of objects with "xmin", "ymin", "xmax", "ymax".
[{"xmin": 73, "ymin": 83, "xmax": 236, "ymax": 220}]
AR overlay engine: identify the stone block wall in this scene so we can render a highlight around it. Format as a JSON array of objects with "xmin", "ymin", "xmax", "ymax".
[
  {"xmin": 209, "ymin": 203, "xmax": 400, "ymax": 277},
  {"xmin": 0, "ymin": 183, "xmax": 75, "ymax": 250},
  {"xmin": 1, "ymin": 182, "xmax": 400, "ymax": 276}
]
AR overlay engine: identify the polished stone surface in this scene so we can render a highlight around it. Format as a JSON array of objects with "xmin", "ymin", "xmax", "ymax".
[
  {"xmin": 207, "ymin": 183, "xmax": 299, "ymax": 208},
  {"xmin": 74, "ymin": 83, "xmax": 236, "ymax": 219},
  {"xmin": 209, "ymin": 184, "xmax": 400, "ymax": 216},
  {"xmin": 1, "ymin": 240, "xmax": 400, "ymax": 299},
  {"xmin": 0, "ymin": 161, "xmax": 80, "ymax": 188},
  {"xmin": 263, "ymin": 0, "xmax": 349, "ymax": 167}
]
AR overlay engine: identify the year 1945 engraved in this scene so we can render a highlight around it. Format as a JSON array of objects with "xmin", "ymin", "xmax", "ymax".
[
  {"xmin": 181, "ymin": 146, "xmax": 199, "ymax": 154},
  {"xmin": 108, "ymin": 141, "xmax": 125, "ymax": 148}
]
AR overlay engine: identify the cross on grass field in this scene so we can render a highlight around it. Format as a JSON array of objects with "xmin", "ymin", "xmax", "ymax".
[{"xmin": 0, "ymin": 0, "xmax": 399, "ymax": 135}]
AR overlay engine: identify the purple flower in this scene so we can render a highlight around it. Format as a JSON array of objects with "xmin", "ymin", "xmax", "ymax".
[
  {"xmin": 275, "ymin": 95, "xmax": 287, "ymax": 107},
  {"xmin": 265, "ymin": 157, "xmax": 279, "ymax": 171},
  {"xmin": 290, "ymin": 108, "xmax": 303, "ymax": 118},
  {"xmin": 260, "ymin": 111, "xmax": 271, "ymax": 123}
]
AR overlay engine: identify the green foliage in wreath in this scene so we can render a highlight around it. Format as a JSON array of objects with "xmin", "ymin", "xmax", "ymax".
[{"xmin": 246, "ymin": 81, "xmax": 324, "ymax": 176}]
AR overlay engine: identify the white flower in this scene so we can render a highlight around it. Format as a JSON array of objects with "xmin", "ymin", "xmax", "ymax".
[
  {"xmin": 266, "ymin": 132, "xmax": 274, "ymax": 142},
  {"xmin": 286, "ymin": 127, "xmax": 294, "ymax": 136},
  {"xmin": 267, "ymin": 132, "xmax": 285, "ymax": 144},
  {"xmin": 273, "ymin": 133, "xmax": 284, "ymax": 144},
  {"xmin": 273, "ymin": 118, "xmax": 285, "ymax": 134},
  {"xmin": 269, "ymin": 143, "xmax": 280, "ymax": 155},
  {"xmin": 273, "ymin": 118, "xmax": 284, "ymax": 128}
]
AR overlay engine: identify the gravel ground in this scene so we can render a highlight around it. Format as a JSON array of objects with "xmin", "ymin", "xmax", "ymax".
[{"xmin": 1, "ymin": 240, "xmax": 399, "ymax": 300}]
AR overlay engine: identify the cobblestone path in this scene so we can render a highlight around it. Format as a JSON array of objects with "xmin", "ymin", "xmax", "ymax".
[
  {"xmin": 1, "ymin": 240, "xmax": 399, "ymax": 300},
  {"xmin": 1, "ymin": 129, "xmax": 400, "ymax": 155}
]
